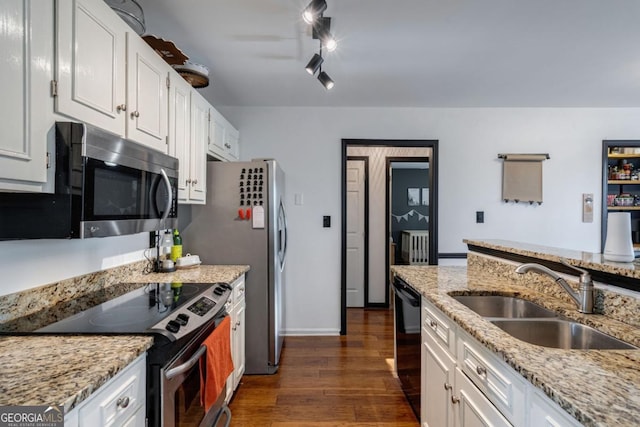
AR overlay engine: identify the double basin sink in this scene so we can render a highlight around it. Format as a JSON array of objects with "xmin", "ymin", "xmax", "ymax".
[{"xmin": 452, "ymin": 295, "xmax": 636, "ymax": 350}]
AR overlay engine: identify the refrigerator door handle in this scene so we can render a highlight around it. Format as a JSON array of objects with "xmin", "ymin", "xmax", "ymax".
[{"xmin": 279, "ymin": 200, "xmax": 288, "ymax": 270}]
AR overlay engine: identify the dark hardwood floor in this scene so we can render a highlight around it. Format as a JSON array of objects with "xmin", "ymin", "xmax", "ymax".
[{"xmin": 228, "ymin": 308, "xmax": 419, "ymax": 426}]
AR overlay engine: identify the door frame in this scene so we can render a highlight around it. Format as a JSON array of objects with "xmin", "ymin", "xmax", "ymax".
[
  {"xmin": 346, "ymin": 156, "xmax": 370, "ymax": 308},
  {"xmin": 341, "ymin": 139, "xmax": 439, "ymax": 335},
  {"xmin": 386, "ymin": 156, "xmax": 435, "ymax": 277}
]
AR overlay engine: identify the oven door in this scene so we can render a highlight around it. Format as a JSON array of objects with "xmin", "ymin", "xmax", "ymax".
[
  {"xmin": 393, "ymin": 277, "xmax": 421, "ymax": 420},
  {"xmin": 159, "ymin": 316, "xmax": 231, "ymax": 427}
]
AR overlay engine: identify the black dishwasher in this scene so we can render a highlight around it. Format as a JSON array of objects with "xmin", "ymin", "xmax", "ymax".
[{"xmin": 392, "ymin": 276, "xmax": 421, "ymax": 420}]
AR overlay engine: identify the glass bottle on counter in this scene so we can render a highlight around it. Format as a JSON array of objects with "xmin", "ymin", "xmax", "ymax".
[{"xmin": 171, "ymin": 229, "xmax": 183, "ymax": 262}]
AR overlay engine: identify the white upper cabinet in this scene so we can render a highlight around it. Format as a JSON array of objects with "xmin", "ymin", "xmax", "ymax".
[
  {"xmin": 208, "ymin": 107, "xmax": 239, "ymax": 162},
  {"xmin": 0, "ymin": 0, "xmax": 55, "ymax": 192},
  {"xmin": 126, "ymin": 33, "xmax": 169, "ymax": 153},
  {"xmin": 186, "ymin": 91, "xmax": 208, "ymax": 204},
  {"xmin": 56, "ymin": 0, "xmax": 169, "ymax": 153},
  {"xmin": 56, "ymin": 0, "xmax": 128, "ymax": 136},
  {"xmin": 168, "ymin": 71, "xmax": 192, "ymax": 202}
]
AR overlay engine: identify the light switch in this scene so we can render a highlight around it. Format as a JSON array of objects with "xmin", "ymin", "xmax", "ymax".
[
  {"xmin": 294, "ymin": 193, "xmax": 304, "ymax": 206},
  {"xmin": 583, "ymin": 193, "xmax": 593, "ymax": 223}
]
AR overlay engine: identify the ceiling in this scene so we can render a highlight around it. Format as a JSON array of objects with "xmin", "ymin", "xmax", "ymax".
[{"xmin": 135, "ymin": 0, "xmax": 640, "ymax": 108}]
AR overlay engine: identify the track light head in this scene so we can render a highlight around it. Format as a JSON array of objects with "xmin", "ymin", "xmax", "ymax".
[
  {"xmin": 312, "ymin": 17, "xmax": 337, "ymax": 52},
  {"xmin": 318, "ymin": 71, "xmax": 334, "ymax": 90},
  {"xmin": 305, "ymin": 53, "xmax": 324, "ymax": 75},
  {"xmin": 302, "ymin": 0, "xmax": 327, "ymax": 24}
]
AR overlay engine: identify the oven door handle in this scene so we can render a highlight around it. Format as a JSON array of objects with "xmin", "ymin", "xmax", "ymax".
[{"xmin": 164, "ymin": 345, "xmax": 206, "ymax": 380}]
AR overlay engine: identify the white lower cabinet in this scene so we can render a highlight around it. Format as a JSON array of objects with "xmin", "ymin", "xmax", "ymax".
[
  {"xmin": 226, "ymin": 275, "xmax": 246, "ymax": 402},
  {"xmin": 421, "ymin": 298, "xmax": 584, "ymax": 427},
  {"xmin": 64, "ymin": 354, "xmax": 146, "ymax": 427}
]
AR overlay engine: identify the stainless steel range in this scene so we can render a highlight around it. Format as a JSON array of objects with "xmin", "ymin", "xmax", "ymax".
[{"xmin": 11, "ymin": 281, "xmax": 233, "ymax": 427}]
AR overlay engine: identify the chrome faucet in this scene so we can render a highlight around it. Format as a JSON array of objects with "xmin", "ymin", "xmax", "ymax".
[{"xmin": 515, "ymin": 259, "xmax": 595, "ymax": 314}]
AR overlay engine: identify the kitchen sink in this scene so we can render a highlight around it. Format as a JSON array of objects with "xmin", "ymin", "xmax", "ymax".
[
  {"xmin": 452, "ymin": 295, "xmax": 558, "ymax": 318},
  {"xmin": 490, "ymin": 319, "xmax": 637, "ymax": 350}
]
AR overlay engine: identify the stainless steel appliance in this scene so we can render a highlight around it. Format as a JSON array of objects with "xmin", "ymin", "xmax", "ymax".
[
  {"xmin": 0, "ymin": 122, "xmax": 178, "ymax": 239},
  {"xmin": 183, "ymin": 160, "xmax": 287, "ymax": 374},
  {"xmin": 1, "ymin": 282, "xmax": 232, "ymax": 427},
  {"xmin": 393, "ymin": 276, "xmax": 421, "ymax": 420}
]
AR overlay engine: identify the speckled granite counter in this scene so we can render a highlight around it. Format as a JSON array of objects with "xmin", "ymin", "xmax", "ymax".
[
  {"xmin": 0, "ymin": 264, "xmax": 248, "ymax": 414},
  {"xmin": 392, "ymin": 265, "xmax": 640, "ymax": 427},
  {"xmin": 465, "ymin": 239, "xmax": 640, "ymax": 279},
  {"xmin": 127, "ymin": 264, "xmax": 249, "ymax": 285},
  {"xmin": 0, "ymin": 335, "xmax": 153, "ymax": 413}
]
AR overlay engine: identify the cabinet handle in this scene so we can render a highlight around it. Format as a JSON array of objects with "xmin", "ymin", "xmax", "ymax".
[
  {"xmin": 186, "ymin": 179, "xmax": 192, "ymax": 184},
  {"xmin": 131, "ymin": 111, "xmax": 140, "ymax": 118},
  {"xmin": 429, "ymin": 320, "xmax": 437, "ymax": 328},
  {"xmin": 116, "ymin": 396, "xmax": 130, "ymax": 409},
  {"xmin": 444, "ymin": 383, "xmax": 452, "ymax": 391},
  {"xmin": 236, "ymin": 321, "xmax": 241, "ymax": 327},
  {"xmin": 451, "ymin": 396, "xmax": 460, "ymax": 404},
  {"xmin": 116, "ymin": 104, "xmax": 127, "ymax": 112},
  {"xmin": 192, "ymin": 180, "xmax": 198, "ymax": 185},
  {"xmin": 476, "ymin": 365, "xmax": 487, "ymax": 376}
]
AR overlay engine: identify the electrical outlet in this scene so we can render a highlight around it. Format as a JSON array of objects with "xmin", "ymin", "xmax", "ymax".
[{"xmin": 476, "ymin": 211, "xmax": 484, "ymax": 223}]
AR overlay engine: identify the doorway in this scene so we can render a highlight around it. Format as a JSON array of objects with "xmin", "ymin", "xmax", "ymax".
[{"xmin": 341, "ymin": 140, "xmax": 439, "ymax": 335}]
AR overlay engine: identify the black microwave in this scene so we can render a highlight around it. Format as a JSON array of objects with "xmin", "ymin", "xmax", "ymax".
[{"xmin": 0, "ymin": 122, "xmax": 178, "ymax": 239}]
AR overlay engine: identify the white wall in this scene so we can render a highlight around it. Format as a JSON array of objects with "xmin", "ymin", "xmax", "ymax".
[
  {"xmin": 0, "ymin": 234, "xmax": 149, "ymax": 296},
  {"xmin": 221, "ymin": 106, "xmax": 640, "ymax": 335}
]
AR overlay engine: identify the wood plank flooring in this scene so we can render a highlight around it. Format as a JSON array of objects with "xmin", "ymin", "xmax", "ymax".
[{"xmin": 228, "ymin": 308, "xmax": 419, "ymax": 426}]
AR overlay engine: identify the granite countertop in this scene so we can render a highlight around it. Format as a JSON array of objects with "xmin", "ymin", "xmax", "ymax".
[
  {"xmin": 0, "ymin": 265, "xmax": 249, "ymax": 415},
  {"xmin": 392, "ymin": 265, "xmax": 640, "ymax": 427},
  {"xmin": 127, "ymin": 264, "xmax": 250, "ymax": 284},
  {"xmin": 465, "ymin": 239, "xmax": 640, "ymax": 279},
  {"xmin": 0, "ymin": 335, "xmax": 153, "ymax": 413}
]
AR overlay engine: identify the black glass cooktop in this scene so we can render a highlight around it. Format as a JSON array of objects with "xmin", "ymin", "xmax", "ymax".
[{"xmin": 0, "ymin": 282, "xmax": 214, "ymax": 334}]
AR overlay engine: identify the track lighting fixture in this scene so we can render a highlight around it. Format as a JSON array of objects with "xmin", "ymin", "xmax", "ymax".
[
  {"xmin": 302, "ymin": 0, "xmax": 337, "ymax": 90},
  {"xmin": 302, "ymin": 0, "xmax": 327, "ymax": 24},
  {"xmin": 305, "ymin": 53, "xmax": 324, "ymax": 75},
  {"xmin": 313, "ymin": 17, "xmax": 337, "ymax": 52},
  {"xmin": 318, "ymin": 70, "xmax": 334, "ymax": 90}
]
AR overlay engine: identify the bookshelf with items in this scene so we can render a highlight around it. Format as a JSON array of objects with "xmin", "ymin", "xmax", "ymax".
[{"xmin": 602, "ymin": 140, "xmax": 640, "ymax": 252}]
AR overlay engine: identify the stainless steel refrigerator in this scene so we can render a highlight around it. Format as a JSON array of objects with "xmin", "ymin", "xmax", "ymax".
[{"xmin": 182, "ymin": 160, "xmax": 287, "ymax": 374}]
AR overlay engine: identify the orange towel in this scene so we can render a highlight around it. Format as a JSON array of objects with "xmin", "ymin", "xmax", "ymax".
[{"xmin": 199, "ymin": 316, "xmax": 234, "ymax": 412}]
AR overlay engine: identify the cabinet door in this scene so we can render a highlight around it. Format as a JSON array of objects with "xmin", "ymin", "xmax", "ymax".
[
  {"xmin": 233, "ymin": 296, "xmax": 246, "ymax": 389},
  {"xmin": 208, "ymin": 107, "xmax": 226, "ymax": 159},
  {"xmin": 168, "ymin": 72, "xmax": 192, "ymax": 202},
  {"xmin": 422, "ymin": 329, "xmax": 455, "ymax": 427},
  {"xmin": 188, "ymin": 92, "xmax": 208, "ymax": 203},
  {"xmin": 225, "ymin": 125, "xmax": 240, "ymax": 160},
  {"xmin": 529, "ymin": 389, "xmax": 582, "ymax": 427},
  {"xmin": 56, "ymin": 0, "xmax": 127, "ymax": 136},
  {"xmin": 0, "ymin": 0, "xmax": 53, "ymax": 192},
  {"xmin": 454, "ymin": 368, "xmax": 512, "ymax": 427},
  {"xmin": 126, "ymin": 33, "xmax": 169, "ymax": 153}
]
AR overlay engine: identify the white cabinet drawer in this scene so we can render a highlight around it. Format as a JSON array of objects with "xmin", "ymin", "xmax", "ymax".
[
  {"xmin": 423, "ymin": 299, "xmax": 457, "ymax": 355},
  {"xmin": 233, "ymin": 277, "xmax": 246, "ymax": 302},
  {"xmin": 529, "ymin": 388, "xmax": 583, "ymax": 427},
  {"xmin": 78, "ymin": 355, "xmax": 146, "ymax": 427},
  {"xmin": 457, "ymin": 329, "xmax": 526, "ymax": 426}
]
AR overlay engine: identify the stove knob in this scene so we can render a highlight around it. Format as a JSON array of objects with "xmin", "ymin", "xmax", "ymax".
[
  {"xmin": 166, "ymin": 320, "xmax": 181, "ymax": 333},
  {"xmin": 213, "ymin": 287, "xmax": 225, "ymax": 296},
  {"xmin": 176, "ymin": 313, "xmax": 190, "ymax": 325}
]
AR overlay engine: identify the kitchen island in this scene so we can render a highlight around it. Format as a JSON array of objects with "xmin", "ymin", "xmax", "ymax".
[{"xmin": 392, "ymin": 241, "xmax": 640, "ymax": 427}]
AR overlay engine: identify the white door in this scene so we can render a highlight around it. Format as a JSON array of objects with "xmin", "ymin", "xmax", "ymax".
[
  {"xmin": 56, "ymin": 0, "xmax": 127, "ymax": 136},
  {"xmin": 126, "ymin": 33, "xmax": 169, "ymax": 152},
  {"xmin": 187, "ymin": 92, "xmax": 208, "ymax": 203},
  {"xmin": 0, "ymin": 0, "xmax": 53, "ymax": 192},
  {"xmin": 168, "ymin": 73, "xmax": 191, "ymax": 201},
  {"xmin": 346, "ymin": 160, "xmax": 366, "ymax": 307}
]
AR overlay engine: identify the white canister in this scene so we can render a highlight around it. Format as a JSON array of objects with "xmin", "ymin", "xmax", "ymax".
[{"xmin": 603, "ymin": 212, "xmax": 635, "ymax": 262}]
